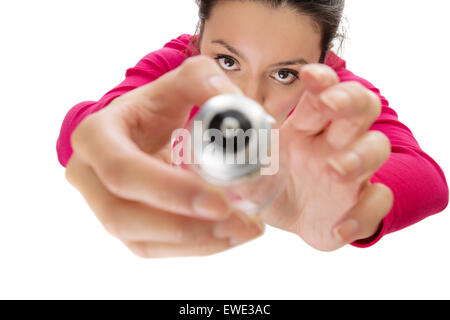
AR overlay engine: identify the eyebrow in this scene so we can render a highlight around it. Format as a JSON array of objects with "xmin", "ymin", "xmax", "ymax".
[{"xmin": 211, "ymin": 39, "xmax": 309, "ymax": 67}]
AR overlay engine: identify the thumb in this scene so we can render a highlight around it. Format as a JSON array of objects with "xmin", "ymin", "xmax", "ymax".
[{"xmin": 118, "ymin": 55, "xmax": 243, "ymax": 138}]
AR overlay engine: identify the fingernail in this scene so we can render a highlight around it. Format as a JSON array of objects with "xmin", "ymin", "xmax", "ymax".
[
  {"xmin": 328, "ymin": 152, "xmax": 361, "ymax": 177},
  {"xmin": 208, "ymin": 75, "xmax": 243, "ymax": 95},
  {"xmin": 229, "ymin": 237, "xmax": 240, "ymax": 247},
  {"xmin": 212, "ymin": 222, "xmax": 227, "ymax": 239},
  {"xmin": 213, "ymin": 213, "xmax": 265, "ymax": 246},
  {"xmin": 208, "ymin": 75, "xmax": 226, "ymax": 90},
  {"xmin": 212, "ymin": 212, "xmax": 249, "ymax": 240},
  {"xmin": 233, "ymin": 210, "xmax": 251, "ymax": 227},
  {"xmin": 229, "ymin": 227, "xmax": 264, "ymax": 247},
  {"xmin": 333, "ymin": 219, "xmax": 359, "ymax": 242},
  {"xmin": 320, "ymin": 90, "xmax": 350, "ymax": 112},
  {"xmin": 193, "ymin": 193, "xmax": 230, "ymax": 219},
  {"xmin": 308, "ymin": 65, "xmax": 327, "ymax": 82},
  {"xmin": 340, "ymin": 151, "xmax": 361, "ymax": 173},
  {"xmin": 231, "ymin": 221, "xmax": 265, "ymax": 247},
  {"xmin": 248, "ymin": 215, "xmax": 266, "ymax": 233},
  {"xmin": 328, "ymin": 158, "xmax": 348, "ymax": 176}
]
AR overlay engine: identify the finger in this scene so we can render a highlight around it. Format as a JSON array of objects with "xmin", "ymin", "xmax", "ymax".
[
  {"xmin": 71, "ymin": 115, "xmax": 231, "ymax": 220},
  {"xmin": 318, "ymin": 81, "xmax": 382, "ymax": 150},
  {"xmin": 66, "ymin": 154, "xmax": 264, "ymax": 244},
  {"xmin": 300, "ymin": 63, "xmax": 341, "ymax": 95},
  {"xmin": 66, "ymin": 154, "xmax": 232, "ymax": 244},
  {"xmin": 114, "ymin": 54, "xmax": 244, "ymax": 145},
  {"xmin": 332, "ymin": 183, "xmax": 394, "ymax": 244},
  {"xmin": 122, "ymin": 213, "xmax": 265, "ymax": 258},
  {"xmin": 326, "ymin": 130, "xmax": 391, "ymax": 183},
  {"xmin": 212, "ymin": 211, "xmax": 265, "ymax": 247},
  {"xmin": 122, "ymin": 239, "xmax": 232, "ymax": 259},
  {"xmin": 71, "ymin": 56, "xmax": 245, "ymax": 220},
  {"xmin": 282, "ymin": 64, "xmax": 339, "ymax": 136}
]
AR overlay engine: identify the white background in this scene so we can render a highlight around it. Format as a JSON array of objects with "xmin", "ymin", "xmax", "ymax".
[{"xmin": 0, "ymin": 0, "xmax": 449, "ymax": 299}]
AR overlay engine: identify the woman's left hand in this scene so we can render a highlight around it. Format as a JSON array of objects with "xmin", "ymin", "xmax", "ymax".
[{"xmin": 260, "ymin": 63, "xmax": 394, "ymax": 251}]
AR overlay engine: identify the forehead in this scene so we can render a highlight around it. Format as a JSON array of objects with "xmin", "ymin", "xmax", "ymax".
[{"xmin": 202, "ymin": 0, "xmax": 322, "ymax": 63}]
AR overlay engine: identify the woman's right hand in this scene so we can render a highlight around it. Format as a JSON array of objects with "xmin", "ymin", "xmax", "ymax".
[{"xmin": 65, "ymin": 56, "xmax": 265, "ymax": 258}]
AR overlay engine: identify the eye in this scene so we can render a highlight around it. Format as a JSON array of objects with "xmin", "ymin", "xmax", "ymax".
[
  {"xmin": 272, "ymin": 69, "xmax": 299, "ymax": 86},
  {"xmin": 214, "ymin": 55, "xmax": 240, "ymax": 71}
]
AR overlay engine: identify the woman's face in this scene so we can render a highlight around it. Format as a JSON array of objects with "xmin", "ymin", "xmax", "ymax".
[{"xmin": 199, "ymin": 0, "xmax": 322, "ymax": 122}]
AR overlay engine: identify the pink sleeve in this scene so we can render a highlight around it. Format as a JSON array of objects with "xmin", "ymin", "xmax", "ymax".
[
  {"xmin": 56, "ymin": 34, "xmax": 196, "ymax": 167},
  {"xmin": 335, "ymin": 68, "xmax": 449, "ymax": 248}
]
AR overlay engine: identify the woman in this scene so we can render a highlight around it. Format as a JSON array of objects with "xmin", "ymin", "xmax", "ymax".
[{"xmin": 56, "ymin": 0, "xmax": 449, "ymax": 257}]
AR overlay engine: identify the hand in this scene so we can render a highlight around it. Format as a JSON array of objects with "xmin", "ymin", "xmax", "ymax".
[
  {"xmin": 260, "ymin": 64, "xmax": 393, "ymax": 251},
  {"xmin": 65, "ymin": 56, "xmax": 264, "ymax": 258}
]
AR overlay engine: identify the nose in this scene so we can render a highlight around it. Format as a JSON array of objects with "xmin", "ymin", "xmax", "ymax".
[{"xmin": 236, "ymin": 79, "xmax": 265, "ymax": 106}]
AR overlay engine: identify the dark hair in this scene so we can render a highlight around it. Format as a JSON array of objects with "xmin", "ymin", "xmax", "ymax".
[{"xmin": 184, "ymin": 0, "xmax": 345, "ymax": 63}]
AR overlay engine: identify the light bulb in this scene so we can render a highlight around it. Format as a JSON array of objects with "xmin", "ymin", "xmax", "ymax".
[{"xmin": 172, "ymin": 94, "xmax": 287, "ymax": 215}]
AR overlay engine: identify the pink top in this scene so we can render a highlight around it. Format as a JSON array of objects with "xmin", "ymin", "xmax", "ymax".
[{"xmin": 56, "ymin": 34, "xmax": 449, "ymax": 248}]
